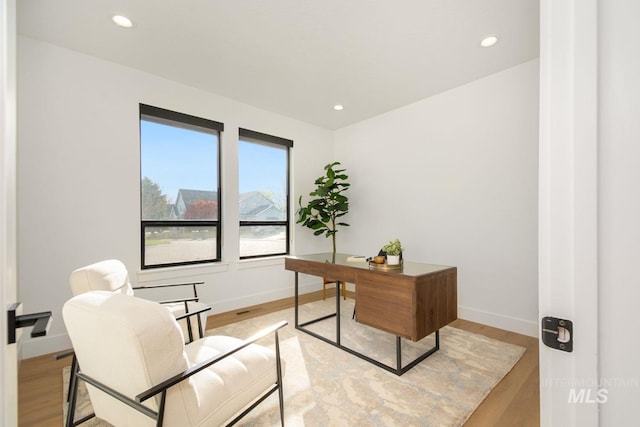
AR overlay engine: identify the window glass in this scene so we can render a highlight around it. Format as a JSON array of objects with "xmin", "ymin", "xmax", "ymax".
[
  {"xmin": 143, "ymin": 225, "xmax": 218, "ymax": 266},
  {"xmin": 140, "ymin": 105, "xmax": 222, "ymax": 268},
  {"xmin": 238, "ymin": 130, "xmax": 291, "ymax": 258}
]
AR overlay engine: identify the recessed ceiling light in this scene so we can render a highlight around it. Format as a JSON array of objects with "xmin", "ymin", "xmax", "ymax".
[
  {"xmin": 112, "ymin": 15, "xmax": 133, "ymax": 28},
  {"xmin": 333, "ymin": 105, "xmax": 344, "ymax": 111},
  {"xmin": 480, "ymin": 35, "xmax": 499, "ymax": 48}
]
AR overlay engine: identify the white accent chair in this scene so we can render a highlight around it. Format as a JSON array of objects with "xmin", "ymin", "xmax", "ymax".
[
  {"xmin": 69, "ymin": 259, "xmax": 210, "ymax": 342},
  {"xmin": 63, "ymin": 291, "xmax": 286, "ymax": 426}
]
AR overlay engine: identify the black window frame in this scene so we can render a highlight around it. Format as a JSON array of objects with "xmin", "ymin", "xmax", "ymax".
[
  {"xmin": 140, "ymin": 104, "xmax": 223, "ymax": 269},
  {"xmin": 238, "ymin": 128, "xmax": 292, "ymax": 260}
]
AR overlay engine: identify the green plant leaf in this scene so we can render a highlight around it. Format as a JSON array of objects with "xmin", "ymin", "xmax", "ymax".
[{"xmin": 296, "ymin": 161, "xmax": 350, "ymax": 252}]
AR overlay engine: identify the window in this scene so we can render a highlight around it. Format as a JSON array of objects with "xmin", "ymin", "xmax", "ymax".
[
  {"xmin": 140, "ymin": 104, "xmax": 223, "ymax": 269},
  {"xmin": 238, "ymin": 128, "xmax": 292, "ymax": 259}
]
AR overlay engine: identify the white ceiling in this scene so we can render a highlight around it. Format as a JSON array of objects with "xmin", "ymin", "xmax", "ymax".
[{"xmin": 17, "ymin": 0, "xmax": 539, "ymax": 130}]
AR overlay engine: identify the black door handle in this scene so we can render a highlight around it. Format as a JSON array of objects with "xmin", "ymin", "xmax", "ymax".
[{"xmin": 7, "ymin": 302, "xmax": 52, "ymax": 344}]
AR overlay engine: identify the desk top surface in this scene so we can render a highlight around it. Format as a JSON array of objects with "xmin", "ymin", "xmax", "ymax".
[{"xmin": 286, "ymin": 252, "xmax": 454, "ymax": 277}]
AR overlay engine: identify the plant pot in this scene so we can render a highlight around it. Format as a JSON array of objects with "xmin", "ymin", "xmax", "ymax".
[{"xmin": 387, "ymin": 255, "xmax": 400, "ymax": 265}]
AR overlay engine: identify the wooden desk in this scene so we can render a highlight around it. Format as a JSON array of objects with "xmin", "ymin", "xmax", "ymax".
[{"xmin": 285, "ymin": 253, "xmax": 458, "ymax": 374}]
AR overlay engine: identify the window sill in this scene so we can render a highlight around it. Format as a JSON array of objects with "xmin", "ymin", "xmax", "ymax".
[
  {"xmin": 136, "ymin": 262, "xmax": 229, "ymax": 284},
  {"xmin": 237, "ymin": 255, "xmax": 285, "ymax": 270}
]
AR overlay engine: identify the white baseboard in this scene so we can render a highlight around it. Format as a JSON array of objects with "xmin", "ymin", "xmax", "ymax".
[
  {"xmin": 210, "ymin": 281, "xmax": 321, "ymax": 315},
  {"xmin": 20, "ymin": 332, "xmax": 72, "ymax": 359},
  {"xmin": 458, "ymin": 305, "xmax": 539, "ymax": 338}
]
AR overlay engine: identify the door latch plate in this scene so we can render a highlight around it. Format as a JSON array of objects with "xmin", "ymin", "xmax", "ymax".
[{"xmin": 541, "ymin": 316, "xmax": 573, "ymax": 352}]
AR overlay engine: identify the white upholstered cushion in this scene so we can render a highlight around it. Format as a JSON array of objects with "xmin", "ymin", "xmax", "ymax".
[
  {"xmin": 69, "ymin": 259, "xmax": 134, "ymax": 296},
  {"xmin": 164, "ymin": 301, "xmax": 210, "ymax": 341},
  {"xmin": 183, "ymin": 336, "xmax": 283, "ymax": 425},
  {"xmin": 69, "ymin": 259, "xmax": 208, "ymax": 342},
  {"xmin": 63, "ymin": 291, "xmax": 283, "ymax": 426}
]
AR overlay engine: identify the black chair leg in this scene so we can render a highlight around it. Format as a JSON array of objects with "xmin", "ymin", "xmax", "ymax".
[
  {"xmin": 183, "ymin": 301, "xmax": 194, "ymax": 343},
  {"xmin": 197, "ymin": 311, "xmax": 204, "ymax": 340},
  {"xmin": 275, "ymin": 330, "xmax": 285, "ymax": 427},
  {"xmin": 66, "ymin": 361, "xmax": 79, "ymax": 427},
  {"xmin": 66, "ymin": 354, "xmax": 77, "ymax": 403},
  {"xmin": 278, "ymin": 389, "xmax": 284, "ymax": 427}
]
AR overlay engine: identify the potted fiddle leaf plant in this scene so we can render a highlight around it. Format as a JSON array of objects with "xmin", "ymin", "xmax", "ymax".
[
  {"xmin": 296, "ymin": 162, "xmax": 350, "ymax": 255},
  {"xmin": 382, "ymin": 238, "xmax": 403, "ymax": 265}
]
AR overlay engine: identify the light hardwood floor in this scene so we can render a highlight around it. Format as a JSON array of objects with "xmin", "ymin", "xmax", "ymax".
[{"xmin": 18, "ymin": 291, "xmax": 539, "ymax": 426}]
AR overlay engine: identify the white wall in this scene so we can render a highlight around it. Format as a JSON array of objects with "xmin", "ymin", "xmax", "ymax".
[
  {"xmin": 17, "ymin": 36, "xmax": 334, "ymax": 357},
  {"xmin": 334, "ymin": 60, "xmax": 539, "ymax": 336},
  {"xmin": 598, "ymin": 0, "xmax": 640, "ymax": 422}
]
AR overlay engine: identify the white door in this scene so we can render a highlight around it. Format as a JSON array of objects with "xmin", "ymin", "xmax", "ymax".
[
  {"xmin": 539, "ymin": 0, "xmax": 599, "ymax": 425},
  {"xmin": 1, "ymin": 0, "xmax": 19, "ymax": 424}
]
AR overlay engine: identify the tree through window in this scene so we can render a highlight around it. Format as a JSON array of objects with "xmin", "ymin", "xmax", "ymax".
[{"xmin": 140, "ymin": 104, "xmax": 223, "ymax": 269}]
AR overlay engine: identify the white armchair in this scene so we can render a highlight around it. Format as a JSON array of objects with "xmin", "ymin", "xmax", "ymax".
[
  {"xmin": 69, "ymin": 259, "xmax": 210, "ymax": 342},
  {"xmin": 63, "ymin": 291, "xmax": 286, "ymax": 426}
]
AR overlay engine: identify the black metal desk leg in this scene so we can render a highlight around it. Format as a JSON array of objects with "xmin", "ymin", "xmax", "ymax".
[
  {"xmin": 396, "ymin": 336, "xmax": 402, "ymax": 373},
  {"xmin": 336, "ymin": 283, "xmax": 341, "ymax": 346},
  {"xmin": 294, "ymin": 272, "xmax": 299, "ymax": 328}
]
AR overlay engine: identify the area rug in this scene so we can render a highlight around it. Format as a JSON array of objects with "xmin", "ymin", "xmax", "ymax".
[{"xmin": 63, "ymin": 297, "xmax": 525, "ymax": 426}]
